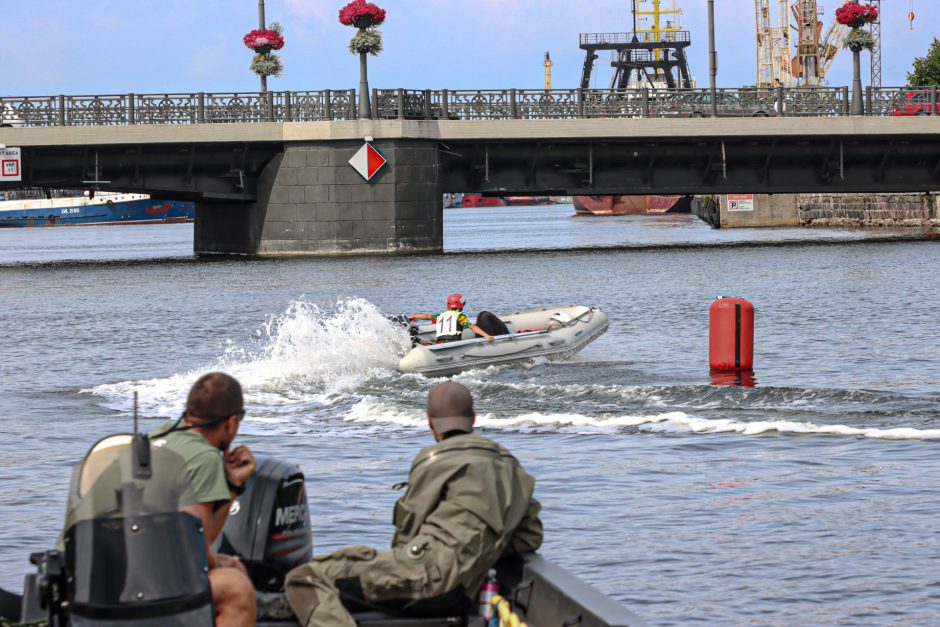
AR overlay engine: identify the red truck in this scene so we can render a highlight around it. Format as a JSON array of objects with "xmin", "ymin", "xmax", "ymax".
[{"xmin": 889, "ymin": 89, "xmax": 940, "ymax": 116}]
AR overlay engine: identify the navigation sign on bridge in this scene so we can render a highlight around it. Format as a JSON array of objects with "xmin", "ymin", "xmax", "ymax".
[
  {"xmin": 348, "ymin": 142, "xmax": 387, "ymax": 182},
  {"xmin": 1, "ymin": 147, "xmax": 22, "ymax": 182}
]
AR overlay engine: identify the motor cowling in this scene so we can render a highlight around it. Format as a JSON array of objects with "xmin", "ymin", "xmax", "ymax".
[{"xmin": 219, "ymin": 457, "xmax": 313, "ymax": 591}]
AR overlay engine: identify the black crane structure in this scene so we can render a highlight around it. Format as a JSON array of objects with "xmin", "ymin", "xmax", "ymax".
[{"xmin": 579, "ymin": 30, "xmax": 694, "ymax": 90}]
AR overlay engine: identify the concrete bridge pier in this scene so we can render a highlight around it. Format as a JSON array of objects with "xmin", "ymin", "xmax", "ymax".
[{"xmin": 194, "ymin": 139, "xmax": 443, "ymax": 256}]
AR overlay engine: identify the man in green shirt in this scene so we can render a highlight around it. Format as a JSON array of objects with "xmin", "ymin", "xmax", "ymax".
[{"xmin": 151, "ymin": 372, "xmax": 257, "ymax": 627}]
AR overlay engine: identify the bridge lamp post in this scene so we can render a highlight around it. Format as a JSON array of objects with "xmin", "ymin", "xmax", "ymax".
[
  {"xmin": 340, "ymin": 1, "xmax": 387, "ymax": 119},
  {"xmin": 258, "ymin": 0, "xmax": 266, "ymax": 93},
  {"xmin": 835, "ymin": 3, "xmax": 879, "ymax": 116},
  {"xmin": 707, "ymin": 0, "xmax": 718, "ymax": 117}
]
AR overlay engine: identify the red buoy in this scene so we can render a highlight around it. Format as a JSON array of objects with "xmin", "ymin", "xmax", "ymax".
[{"xmin": 709, "ymin": 297, "xmax": 754, "ymax": 371}]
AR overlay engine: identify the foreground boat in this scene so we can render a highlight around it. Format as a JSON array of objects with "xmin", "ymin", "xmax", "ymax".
[
  {"xmin": 573, "ymin": 195, "xmax": 692, "ymax": 215},
  {"xmin": 0, "ymin": 191, "xmax": 194, "ymax": 227},
  {"xmin": 400, "ymin": 305, "xmax": 609, "ymax": 377},
  {"xmin": 1, "ymin": 443, "xmax": 646, "ymax": 627}
]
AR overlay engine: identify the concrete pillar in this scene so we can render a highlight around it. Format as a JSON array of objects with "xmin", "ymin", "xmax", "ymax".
[
  {"xmin": 195, "ymin": 139, "xmax": 443, "ymax": 256},
  {"xmin": 718, "ymin": 193, "xmax": 800, "ymax": 228}
]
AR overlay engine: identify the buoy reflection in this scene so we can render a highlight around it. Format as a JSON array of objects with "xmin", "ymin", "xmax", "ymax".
[{"xmin": 709, "ymin": 369, "xmax": 757, "ymax": 387}]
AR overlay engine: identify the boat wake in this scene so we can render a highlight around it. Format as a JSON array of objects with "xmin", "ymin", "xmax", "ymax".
[
  {"xmin": 86, "ymin": 298, "xmax": 412, "ymax": 421},
  {"xmin": 341, "ymin": 395, "xmax": 940, "ymax": 440},
  {"xmin": 83, "ymin": 297, "xmax": 940, "ymax": 442}
]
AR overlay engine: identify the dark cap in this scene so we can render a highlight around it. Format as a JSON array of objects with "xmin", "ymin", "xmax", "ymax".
[{"xmin": 427, "ymin": 381, "xmax": 474, "ymax": 433}]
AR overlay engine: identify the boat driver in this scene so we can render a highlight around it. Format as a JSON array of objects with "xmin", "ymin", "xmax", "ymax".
[{"xmin": 408, "ymin": 292, "xmax": 497, "ymax": 343}]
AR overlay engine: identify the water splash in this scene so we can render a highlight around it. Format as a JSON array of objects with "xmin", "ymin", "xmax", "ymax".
[{"xmin": 87, "ymin": 298, "xmax": 411, "ymax": 417}]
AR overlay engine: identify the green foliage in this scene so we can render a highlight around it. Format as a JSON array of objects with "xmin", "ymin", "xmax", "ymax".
[
  {"xmin": 844, "ymin": 28, "xmax": 875, "ymax": 52},
  {"xmin": 250, "ymin": 53, "xmax": 284, "ymax": 78},
  {"xmin": 349, "ymin": 29, "xmax": 383, "ymax": 56},
  {"xmin": 908, "ymin": 38, "xmax": 940, "ymax": 87},
  {"xmin": 268, "ymin": 21, "xmax": 283, "ymax": 35}
]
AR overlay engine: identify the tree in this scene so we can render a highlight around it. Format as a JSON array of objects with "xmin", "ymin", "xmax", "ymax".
[{"xmin": 908, "ymin": 38, "xmax": 940, "ymax": 87}]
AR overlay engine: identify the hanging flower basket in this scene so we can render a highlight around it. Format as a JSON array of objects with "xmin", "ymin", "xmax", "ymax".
[
  {"xmin": 844, "ymin": 29, "xmax": 876, "ymax": 52},
  {"xmin": 349, "ymin": 30, "xmax": 383, "ymax": 56},
  {"xmin": 835, "ymin": 2, "xmax": 879, "ymax": 28},
  {"xmin": 250, "ymin": 53, "xmax": 284, "ymax": 78},
  {"xmin": 244, "ymin": 28, "xmax": 285, "ymax": 54},
  {"xmin": 339, "ymin": 0, "xmax": 386, "ymax": 29}
]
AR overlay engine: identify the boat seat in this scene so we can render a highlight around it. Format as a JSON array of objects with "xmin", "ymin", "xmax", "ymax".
[{"xmin": 461, "ymin": 324, "xmax": 514, "ymax": 340}]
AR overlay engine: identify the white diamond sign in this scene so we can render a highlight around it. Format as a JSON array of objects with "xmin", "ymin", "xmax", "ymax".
[{"xmin": 348, "ymin": 142, "xmax": 387, "ymax": 181}]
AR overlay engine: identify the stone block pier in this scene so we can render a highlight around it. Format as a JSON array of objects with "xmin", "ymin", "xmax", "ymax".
[{"xmin": 195, "ymin": 139, "xmax": 442, "ymax": 256}]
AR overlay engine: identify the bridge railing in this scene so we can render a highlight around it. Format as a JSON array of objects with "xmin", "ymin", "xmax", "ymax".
[
  {"xmin": 0, "ymin": 90, "xmax": 358, "ymax": 126},
  {"xmin": 867, "ymin": 86, "xmax": 940, "ymax": 116},
  {"xmin": 2, "ymin": 87, "xmax": 935, "ymax": 126}
]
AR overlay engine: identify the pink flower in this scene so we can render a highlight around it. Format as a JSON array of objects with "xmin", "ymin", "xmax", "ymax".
[
  {"xmin": 243, "ymin": 29, "xmax": 285, "ymax": 52},
  {"xmin": 835, "ymin": 2, "xmax": 878, "ymax": 27},
  {"xmin": 338, "ymin": 0, "xmax": 386, "ymax": 28}
]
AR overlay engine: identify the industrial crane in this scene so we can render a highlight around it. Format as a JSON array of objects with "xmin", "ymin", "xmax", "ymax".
[{"xmin": 755, "ymin": 1, "xmax": 908, "ymax": 88}]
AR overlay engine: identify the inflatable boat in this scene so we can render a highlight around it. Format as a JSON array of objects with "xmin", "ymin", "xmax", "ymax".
[{"xmin": 399, "ymin": 305, "xmax": 609, "ymax": 377}]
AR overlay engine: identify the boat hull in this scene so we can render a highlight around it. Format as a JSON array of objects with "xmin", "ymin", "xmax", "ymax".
[
  {"xmin": 461, "ymin": 194, "xmax": 507, "ymax": 208},
  {"xmin": 0, "ymin": 196, "xmax": 195, "ymax": 228},
  {"xmin": 572, "ymin": 195, "xmax": 692, "ymax": 215},
  {"xmin": 399, "ymin": 305, "xmax": 608, "ymax": 377}
]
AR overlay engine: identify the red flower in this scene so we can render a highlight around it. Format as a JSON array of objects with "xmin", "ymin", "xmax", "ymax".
[
  {"xmin": 243, "ymin": 29, "xmax": 285, "ymax": 52},
  {"xmin": 835, "ymin": 2, "xmax": 878, "ymax": 27},
  {"xmin": 339, "ymin": 0, "xmax": 386, "ymax": 28}
]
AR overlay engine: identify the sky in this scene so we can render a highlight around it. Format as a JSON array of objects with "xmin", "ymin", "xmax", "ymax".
[{"xmin": 1, "ymin": 1, "xmax": 937, "ymax": 96}]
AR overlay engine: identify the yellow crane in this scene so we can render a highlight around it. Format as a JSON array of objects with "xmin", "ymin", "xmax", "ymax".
[
  {"xmin": 758, "ymin": 1, "xmax": 906, "ymax": 88},
  {"xmin": 544, "ymin": 51, "xmax": 553, "ymax": 90},
  {"xmin": 754, "ymin": 0, "xmax": 793, "ymax": 86},
  {"xmin": 634, "ymin": 0, "xmax": 683, "ymax": 82}
]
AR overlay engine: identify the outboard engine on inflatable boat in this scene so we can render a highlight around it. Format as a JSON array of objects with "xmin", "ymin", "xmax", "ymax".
[
  {"xmin": 14, "ymin": 434, "xmax": 313, "ymax": 625},
  {"xmin": 219, "ymin": 457, "xmax": 313, "ymax": 591}
]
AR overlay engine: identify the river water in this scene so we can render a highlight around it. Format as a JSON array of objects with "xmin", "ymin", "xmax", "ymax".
[{"xmin": 1, "ymin": 206, "xmax": 939, "ymax": 625}]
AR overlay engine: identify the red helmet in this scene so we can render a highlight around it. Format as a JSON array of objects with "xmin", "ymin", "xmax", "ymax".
[{"xmin": 446, "ymin": 292, "xmax": 465, "ymax": 310}]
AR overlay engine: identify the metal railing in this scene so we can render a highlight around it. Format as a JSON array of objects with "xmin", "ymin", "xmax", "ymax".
[
  {"xmin": 580, "ymin": 31, "xmax": 692, "ymax": 45},
  {"xmin": 1, "ymin": 87, "xmax": 936, "ymax": 127}
]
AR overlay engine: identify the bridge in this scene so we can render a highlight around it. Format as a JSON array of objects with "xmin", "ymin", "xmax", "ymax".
[{"xmin": 2, "ymin": 86, "xmax": 939, "ymax": 256}]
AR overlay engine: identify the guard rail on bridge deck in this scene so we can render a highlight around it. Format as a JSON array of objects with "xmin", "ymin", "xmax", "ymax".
[{"xmin": 1, "ymin": 87, "xmax": 937, "ymax": 127}]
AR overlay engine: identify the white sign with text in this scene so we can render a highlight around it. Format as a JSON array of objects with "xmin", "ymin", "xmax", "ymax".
[
  {"xmin": 1, "ymin": 147, "xmax": 22, "ymax": 182},
  {"xmin": 727, "ymin": 193, "xmax": 754, "ymax": 212}
]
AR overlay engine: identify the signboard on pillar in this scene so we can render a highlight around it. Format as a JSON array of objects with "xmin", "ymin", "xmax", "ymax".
[
  {"xmin": 727, "ymin": 193, "xmax": 754, "ymax": 212},
  {"xmin": 348, "ymin": 142, "xmax": 387, "ymax": 182},
  {"xmin": 1, "ymin": 147, "xmax": 22, "ymax": 182}
]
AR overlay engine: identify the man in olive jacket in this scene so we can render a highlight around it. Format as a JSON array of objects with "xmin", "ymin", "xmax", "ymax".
[{"xmin": 285, "ymin": 381, "xmax": 543, "ymax": 627}]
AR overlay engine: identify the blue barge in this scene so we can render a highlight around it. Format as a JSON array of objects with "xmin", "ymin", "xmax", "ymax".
[{"xmin": 0, "ymin": 192, "xmax": 195, "ymax": 227}]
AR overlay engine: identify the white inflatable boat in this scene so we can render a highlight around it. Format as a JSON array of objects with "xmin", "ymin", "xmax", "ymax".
[{"xmin": 398, "ymin": 304, "xmax": 608, "ymax": 377}]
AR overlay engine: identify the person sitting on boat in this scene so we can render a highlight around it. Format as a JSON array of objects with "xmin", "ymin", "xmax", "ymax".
[
  {"xmin": 407, "ymin": 292, "xmax": 503, "ymax": 343},
  {"xmin": 284, "ymin": 381, "xmax": 543, "ymax": 627},
  {"xmin": 150, "ymin": 372, "xmax": 258, "ymax": 627}
]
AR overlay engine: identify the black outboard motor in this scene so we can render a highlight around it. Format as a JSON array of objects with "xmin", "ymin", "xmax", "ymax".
[{"xmin": 219, "ymin": 457, "xmax": 313, "ymax": 591}]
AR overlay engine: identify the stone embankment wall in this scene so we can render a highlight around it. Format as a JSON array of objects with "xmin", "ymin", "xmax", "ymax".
[{"xmin": 799, "ymin": 193, "xmax": 939, "ymax": 227}]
